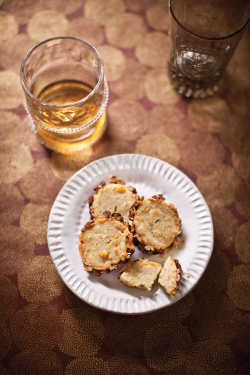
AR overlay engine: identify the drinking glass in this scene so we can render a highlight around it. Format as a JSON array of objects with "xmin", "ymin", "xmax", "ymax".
[
  {"xmin": 20, "ymin": 37, "xmax": 109, "ymax": 154},
  {"xmin": 168, "ymin": 0, "xmax": 249, "ymax": 98}
]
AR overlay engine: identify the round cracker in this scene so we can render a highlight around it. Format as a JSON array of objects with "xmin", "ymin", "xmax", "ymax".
[
  {"xmin": 89, "ymin": 176, "xmax": 138, "ymax": 223},
  {"xmin": 79, "ymin": 215, "xmax": 134, "ymax": 274},
  {"xmin": 132, "ymin": 195, "xmax": 182, "ymax": 253}
]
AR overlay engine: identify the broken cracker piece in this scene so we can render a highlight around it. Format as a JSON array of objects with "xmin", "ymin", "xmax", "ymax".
[
  {"xmin": 158, "ymin": 256, "xmax": 182, "ymax": 295},
  {"xmin": 119, "ymin": 258, "xmax": 161, "ymax": 291}
]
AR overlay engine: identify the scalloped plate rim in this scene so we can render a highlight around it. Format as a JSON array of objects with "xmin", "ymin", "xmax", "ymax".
[{"xmin": 47, "ymin": 153, "xmax": 214, "ymax": 314}]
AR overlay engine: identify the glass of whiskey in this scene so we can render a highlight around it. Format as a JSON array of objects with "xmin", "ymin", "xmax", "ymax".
[{"xmin": 20, "ymin": 37, "xmax": 109, "ymax": 154}]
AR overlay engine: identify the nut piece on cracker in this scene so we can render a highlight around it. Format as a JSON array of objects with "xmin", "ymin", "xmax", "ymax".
[
  {"xmin": 158, "ymin": 256, "xmax": 182, "ymax": 295},
  {"xmin": 89, "ymin": 176, "xmax": 139, "ymax": 223},
  {"xmin": 79, "ymin": 213, "xmax": 134, "ymax": 275},
  {"xmin": 119, "ymin": 258, "xmax": 162, "ymax": 291},
  {"xmin": 131, "ymin": 194, "xmax": 182, "ymax": 253}
]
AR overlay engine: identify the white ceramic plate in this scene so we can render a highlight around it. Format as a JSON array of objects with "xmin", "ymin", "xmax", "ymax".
[{"xmin": 48, "ymin": 154, "xmax": 213, "ymax": 314}]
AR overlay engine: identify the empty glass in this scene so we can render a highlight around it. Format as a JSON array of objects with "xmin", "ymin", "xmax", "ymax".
[{"xmin": 168, "ymin": 0, "xmax": 249, "ymax": 98}]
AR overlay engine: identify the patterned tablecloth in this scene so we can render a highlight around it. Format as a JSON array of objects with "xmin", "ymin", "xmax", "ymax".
[{"xmin": 0, "ymin": 1, "xmax": 249, "ymax": 374}]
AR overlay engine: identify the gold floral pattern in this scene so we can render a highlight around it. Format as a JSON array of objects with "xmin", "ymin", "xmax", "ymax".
[
  {"xmin": 1, "ymin": 0, "xmax": 43, "ymax": 24},
  {"xmin": 9, "ymin": 350, "xmax": 63, "ymax": 375},
  {"xmin": 0, "ymin": 226, "xmax": 34, "ymax": 275},
  {"xmin": 93, "ymin": 134, "xmax": 132, "ymax": 159},
  {"xmin": 63, "ymin": 285, "xmax": 85, "ymax": 309},
  {"xmin": 27, "ymin": 10, "xmax": 68, "ymax": 42},
  {"xmin": 226, "ymin": 30, "xmax": 250, "ymax": 92},
  {"xmin": 0, "ymin": 11, "xmax": 18, "ymax": 42},
  {"xmin": 144, "ymin": 322, "xmax": 192, "ymax": 372},
  {"xmin": 234, "ymin": 313, "xmax": 250, "ymax": 357},
  {"xmin": 218, "ymin": 113, "xmax": 247, "ymax": 154},
  {"xmin": 136, "ymin": 134, "xmax": 180, "ymax": 165},
  {"xmin": 185, "ymin": 339, "xmax": 236, "ymax": 375},
  {"xmin": 20, "ymin": 203, "xmax": 50, "ymax": 245},
  {"xmin": 41, "ymin": 0, "xmax": 83, "ymax": 14},
  {"xmin": 146, "ymin": 4, "xmax": 169, "ymax": 31},
  {"xmin": 0, "ymin": 34, "xmax": 34, "ymax": 73},
  {"xmin": 0, "ymin": 142, "xmax": 33, "ymax": 184},
  {"xmin": 125, "ymin": 0, "xmax": 154, "ymax": 12},
  {"xmin": 144, "ymin": 69, "xmax": 179, "ymax": 104},
  {"xmin": 235, "ymin": 182, "xmax": 250, "ymax": 220},
  {"xmin": 197, "ymin": 164, "xmax": 241, "ymax": 208},
  {"xmin": 65, "ymin": 358, "xmax": 110, "ymax": 375},
  {"xmin": 19, "ymin": 159, "xmax": 63, "ymax": 203},
  {"xmin": 180, "ymin": 132, "xmax": 225, "ymax": 176},
  {"xmin": 188, "ymin": 97, "xmax": 230, "ymax": 133},
  {"xmin": 104, "ymin": 315, "xmax": 144, "ymax": 356},
  {"xmin": 0, "ymin": 0, "xmax": 249, "ymax": 373},
  {"xmin": 21, "ymin": 118, "xmax": 46, "ymax": 153},
  {"xmin": 105, "ymin": 13, "xmax": 146, "ymax": 48},
  {"xmin": 110, "ymin": 59, "xmax": 148, "ymax": 100},
  {"xmin": 0, "ymin": 71, "xmax": 23, "ymax": 109},
  {"xmin": 0, "ymin": 313, "xmax": 12, "ymax": 360},
  {"xmin": 98, "ymin": 45, "xmax": 126, "ymax": 82},
  {"xmin": 232, "ymin": 152, "xmax": 250, "ymax": 183},
  {"xmin": 0, "ymin": 184, "xmax": 25, "ymax": 225},
  {"xmin": 17, "ymin": 256, "xmax": 63, "ymax": 303},
  {"xmin": 213, "ymin": 206, "xmax": 239, "ymax": 248},
  {"xmin": 0, "ymin": 276, "xmax": 19, "ymax": 316},
  {"xmin": 108, "ymin": 355, "xmax": 150, "ymax": 375},
  {"xmin": 0, "ymin": 111, "xmax": 24, "ymax": 139},
  {"xmin": 135, "ymin": 32, "xmax": 170, "ymax": 68},
  {"xmin": 59, "ymin": 307, "xmax": 105, "ymax": 357},
  {"xmin": 68, "ymin": 18, "xmax": 104, "ymax": 46},
  {"xmin": 190, "ymin": 294, "xmax": 245, "ymax": 343},
  {"xmin": 235, "ymin": 222, "xmax": 250, "ymax": 263},
  {"xmin": 195, "ymin": 249, "xmax": 231, "ymax": 294},
  {"xmin": 84, "ymin": 0, "xmax": 125, "ymax": 25},
  {"xmin": 227, "ymin": 264, "xmax": 250, "ymax": 311},
  {"xmin": 108, "ymin": 99, "xmax": 150, "ymax": 142},
  {"xmin": 51, "ymin": 147, "xmax": 94, "ymax": 181},
  {"xmin": 148, "ymin": 104, "xmax": 192, "ymax": 144},
  {"xmin": 10, "ymin": 304, "xmax": 63, "ymax": 350}
]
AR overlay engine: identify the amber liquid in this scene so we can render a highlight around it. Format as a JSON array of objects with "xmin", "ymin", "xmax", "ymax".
[{"xmin": 32, "ymin": 80, "xmax": 106, "ymax": 154}]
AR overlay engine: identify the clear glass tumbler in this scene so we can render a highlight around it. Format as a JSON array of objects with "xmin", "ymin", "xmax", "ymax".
[
  {"xmin": 20, "ymin": 37, "xmax": 109, "ymax": 154},
  {"xmin": 168, "ymin": 0, "xmax": 249, "ymax": 98}
]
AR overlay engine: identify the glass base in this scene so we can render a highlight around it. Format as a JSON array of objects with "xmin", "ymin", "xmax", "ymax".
[
  {"xmin": 36, "ymin": 111, "xmax": 107, "ymax": 154},
  {"xmin": 168, "ymin": 63, "xmax": 222, "ymax": 99}
]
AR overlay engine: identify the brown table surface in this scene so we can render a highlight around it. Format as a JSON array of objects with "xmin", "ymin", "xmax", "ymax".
[{"xmin": 0, "ymin": 1, "xmax": 250, "ymax": 374}]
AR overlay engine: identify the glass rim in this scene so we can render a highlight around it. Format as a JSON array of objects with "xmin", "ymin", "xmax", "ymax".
[
  {"xmin": 169, "ymin": 0, "xmax": 249, "ymax": 41},
  {"xmin": 20, "ymin": 36, "xmax": 105, "ymax": 108}
]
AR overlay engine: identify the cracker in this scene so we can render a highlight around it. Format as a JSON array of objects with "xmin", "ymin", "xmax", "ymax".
[
  {"xmin": 89, "ymin": 176, "xmax": 138, "ymax": 223},
  {"xmin": 158, "ymin": 256, "xmax": 182, "ymax": 295},
  {"xmin": 131, "ymin": 194, "xmax": 182, "ymax": 253},
  {"xmin": 119, "ymin": 258, "xmax": 162, "ymax": 291},
  {"xmin": 79, "ymin": 213, "xmax": 134, "ymax": 275}
]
